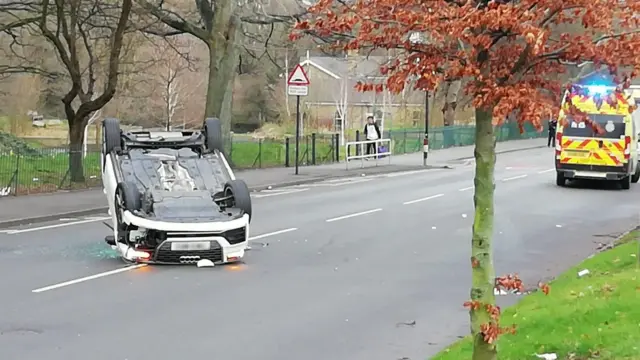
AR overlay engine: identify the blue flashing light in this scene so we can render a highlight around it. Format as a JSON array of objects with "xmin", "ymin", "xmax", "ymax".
[{"xmin": 584, "ymin": 85, "xmax": 615, "ymax": 95}]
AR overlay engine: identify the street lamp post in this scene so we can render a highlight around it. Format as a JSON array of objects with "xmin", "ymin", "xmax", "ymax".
[
  {"xmin": 423, "ymin": 90, "xmax": 429, "ymax": 166},
  {"xmin": 410, "ymin": 31, "xmax": 430, "ymax": 166}
]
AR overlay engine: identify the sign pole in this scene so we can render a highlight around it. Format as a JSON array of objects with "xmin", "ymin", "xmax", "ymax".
[
  {"xmin": 295, "ymin": 95, "xmax": 301, "ymax": 175},
  {"xmin": 286, "ymin": 63, "xmax": 310, "ymax": 175}
]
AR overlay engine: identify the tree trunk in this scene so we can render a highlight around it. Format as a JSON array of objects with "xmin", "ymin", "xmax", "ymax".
[
  {"xmin": 442, "ymin": 80, "xmax": 461, "ymax": 126},
  {"xmin": 470, "ymin": 107, "xmax": 498, "ymax": 360},
  {"xmin": 204, "ymin": 7, "xmax": 238, "ymax": 137},
  {"xmin": 68, "ymin": 118, "xmax": 85, "ymax": 183}
]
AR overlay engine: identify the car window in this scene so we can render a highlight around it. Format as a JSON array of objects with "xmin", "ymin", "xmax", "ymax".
[{"xmin": 564, "ymin": 114, "xmax": 626, "ymax": 139}]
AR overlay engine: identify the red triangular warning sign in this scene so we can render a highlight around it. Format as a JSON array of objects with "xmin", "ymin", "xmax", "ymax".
[{"xmin": 287, "ymin": 64, "xmax": 310, "ymax": 86}]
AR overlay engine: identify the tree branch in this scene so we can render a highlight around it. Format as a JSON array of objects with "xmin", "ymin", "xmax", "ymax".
[
  {"xmin": 77, "ymin": 0, "xmax": 134, "ymax": 119},
  {"xmin": 134, "ymin": 0, "xmax": 210, "ymax": 41}
]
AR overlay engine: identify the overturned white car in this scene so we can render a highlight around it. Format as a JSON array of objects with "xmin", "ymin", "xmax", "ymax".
[{"xmin": 101, "ymin": 118, "xmax": 252, "ymax": 264}]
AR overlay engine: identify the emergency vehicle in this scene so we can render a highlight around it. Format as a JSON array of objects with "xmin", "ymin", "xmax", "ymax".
[{"xmin": 555, "ymin": 85, "xmax": 640, "ymax": 189}]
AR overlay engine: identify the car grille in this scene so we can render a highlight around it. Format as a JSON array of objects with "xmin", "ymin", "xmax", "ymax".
[
  {"xmin": 154, "ymin": 240, "xmax": 223, "ymax": 264},
  {"xmin": 162, "ymin": 227, "xmax": 247, "ymax": 245}
]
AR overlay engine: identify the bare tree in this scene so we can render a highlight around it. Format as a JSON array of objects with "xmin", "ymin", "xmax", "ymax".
[
  {"xmin": 1, "ymin": 0, "xmax": 134, "ymax": 182},
  {"xmin": 134, "ymin": 0, "xmax": 310, "ymax": 137},
  {"xmin": 146, "ymin": 38, "xmax": 195, "ymax": 130}
]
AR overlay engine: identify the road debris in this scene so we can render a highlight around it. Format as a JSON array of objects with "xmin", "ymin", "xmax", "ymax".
[
  {"xmin": 395, "ymin": 320, "xmax": 416, "ymax": 327},
  {"xmin": 196, "ymin": 259, "xmax": 214, "ymax": 268},
  {"xmin": 595, "ymin": 242, "xmax": 614, "ymax": 251},
  {"xmin": 535, "ymin": 353, "xmax": 558, "ymax": 360},
  {"xmin": 577, "ymin": 269, "xmax": 590, "ymax": 277}
]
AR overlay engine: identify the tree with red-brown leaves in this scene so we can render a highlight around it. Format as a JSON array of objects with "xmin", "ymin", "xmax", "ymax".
[{"xmin": 290, "ymin": 1, "xmax": 640, "ymax": 359}]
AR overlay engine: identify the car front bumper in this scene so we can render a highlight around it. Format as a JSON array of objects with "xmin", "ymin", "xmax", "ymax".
[{"xmin": 119, "ymin": 212, "xmax": 250, "ymax": 264}]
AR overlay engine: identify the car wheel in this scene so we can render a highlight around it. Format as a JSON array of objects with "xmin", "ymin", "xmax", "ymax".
[
  {"xmin": 116, "ymin": 181, "xmax": 142, "ymax": 213},
  {"xmin": 203, "ymin": 117, "xmax": 224, "ymax": 153},
  {"xmin": 103, "ymin": 118, "xmax": 122, "ymax": 154},
  {"xmin": 620, "ymin": 176, "xmax": 631, "ymax": 190},
  {"xmin": 224, "ymin": 179, "xmax": 252, "ymax": 222},
  {"xmin": 556, "ymin": 171, "xmax": 566, "ymax": 187},
  {"xmin": 632, "ymin": 165, "xmax": 640, "ymax": 183}
]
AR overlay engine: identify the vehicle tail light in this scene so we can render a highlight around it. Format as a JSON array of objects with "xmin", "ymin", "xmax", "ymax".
[
  {"xmin": 555, "ymin": 132, "xmax": 563, "ymax": 156},
  {"xmin": 624, "ymin": 136, "xmax": 631, "ymax": 160}
]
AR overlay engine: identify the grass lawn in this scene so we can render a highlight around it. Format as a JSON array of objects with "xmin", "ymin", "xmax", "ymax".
[{"xmin": 432, "ymin": 231, "xmax": 640, "ymax": 360}]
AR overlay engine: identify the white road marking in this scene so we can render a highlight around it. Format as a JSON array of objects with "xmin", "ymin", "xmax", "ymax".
[
  {"xmin": 326, "ymin": 208, "xmax": 383, "ymax": 223},
  {"xmin": 249, "ymin": 227, "xmax": 298, "ymax": 240},
  {"xmin": 502, "ymin": 174, "xmax": 528, "ymax": 182},
  {"xmin": 328, "ymin": 179, "xmax": 372, "ymax": 186},
  {"xmin": 403, "ymin": 193, "xmax": 445, "ymax": 205},
  {"xmin": 385, "ymin": 169, "xmax": 433, "ymax": 177},
  {"xmin": 304, "ymin": 179, "xmax": 373, "ymax": 187},
  {"xmin": 6, "ymin": 217, "xmax": 111, "ymax": 234},
  {"xmin": 32, "ymin": 264, "xmax": 147, "ymax": 293},
  {"xmin": 85, "ymin": 216, "xmax": 109, "ymax": 220},
  {"xmin": 538, "ymin": 168, "xmax": 554, "ymax": 174},
  {"xmin": 459, "ymin": 186, "xmax": 474, "ymax": 192},
  {"xmin": 252, "ymin": 188, "xmax": 309, "ymax": 198}
]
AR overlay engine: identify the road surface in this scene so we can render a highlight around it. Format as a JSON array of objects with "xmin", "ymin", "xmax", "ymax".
[{"xmin": 0, "ymin": 147, "xmax": 637, "ymax": 360}]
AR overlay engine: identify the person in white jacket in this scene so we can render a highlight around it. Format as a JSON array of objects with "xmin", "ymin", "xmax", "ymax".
[{"xmin": 363, "ymin": 116, "xmax": 381, "ymax": 157}]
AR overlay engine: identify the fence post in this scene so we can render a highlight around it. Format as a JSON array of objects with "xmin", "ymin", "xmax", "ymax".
[
  {"xmin": 258, "ymin": 139, "xmax": 263, "ymax": 168},
  {"xmin": 355, "ymin": 130, "xmax": 360, "ymax": 156},
  {"xmin": 285, "ymin": 137, "xmax": 290, "ymax": 167},
  {"xmin": 403, "ymin": 129, "xmax": 407, "ymax": 154},
  {"xmin": 12, "ymin": 151, "xmax": 20, "ymax": 196},
  {"xmin": 334, "ymin": 133, "xmax": 340, "ymax": 162},
  {"xmin": 311, "ymin": 133, "xmax": 317, "ymax": 165},
  {"xmin": 305, "ymin": 135, "xmax": 309, "ymax": 165}
]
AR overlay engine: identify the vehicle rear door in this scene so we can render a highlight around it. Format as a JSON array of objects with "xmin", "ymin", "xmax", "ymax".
[{"xmin": 561, "ymin": 114, "xmax": 627, "ymax": 171}]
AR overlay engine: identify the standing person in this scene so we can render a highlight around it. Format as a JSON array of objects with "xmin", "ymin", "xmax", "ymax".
[
  {"xmin": 548, "ymin": 119, "xmax": 557, "ymax": 147},
  {"xmin": 363, "ymin": 115, "xmax": 381, "ymax": 157}
]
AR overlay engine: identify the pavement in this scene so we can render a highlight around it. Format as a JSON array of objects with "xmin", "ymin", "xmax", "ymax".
[
  {"xmin": 1, "ymin": 144, "xmax": 639, "ymax": 360},
  {"xmin": 0, "ymin": 138, "xmax": 544, "ymax": 228}
]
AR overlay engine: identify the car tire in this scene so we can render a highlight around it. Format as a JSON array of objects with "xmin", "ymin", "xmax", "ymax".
[
  {"xmin": 117, "ymin": 181, "xmax": 142, "ymax": 212},
  {"xmin": 620, "ymin": 176, "xmax": 631, "ymax": 190},
  {"xmin": 203, "ymin": 117, "xmax": 224, "ymax": 153},
  {"xmin": 103, "ymin": 118, "xmax": 122, "ymax": 154},
  {"xmin": 224, "ymin": 179, "xmax": 252, "ymax": 222},
  {"xmin": 556, "ymin": 171, "xmax": 566, "ymax": 187},
  {"xmin": 632, "ymin": 165, "xmax": 640, "ymax": 183}
]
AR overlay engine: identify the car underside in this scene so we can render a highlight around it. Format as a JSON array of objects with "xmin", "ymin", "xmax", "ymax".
[{"xmin": 101, "ymin": 118, "xmax": 252, "ymax": 264}]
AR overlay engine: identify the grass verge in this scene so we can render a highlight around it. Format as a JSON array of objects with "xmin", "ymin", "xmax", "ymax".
[{"xmin": 432, "ymin": 231, "xmax": 640, "ymax": 360}]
